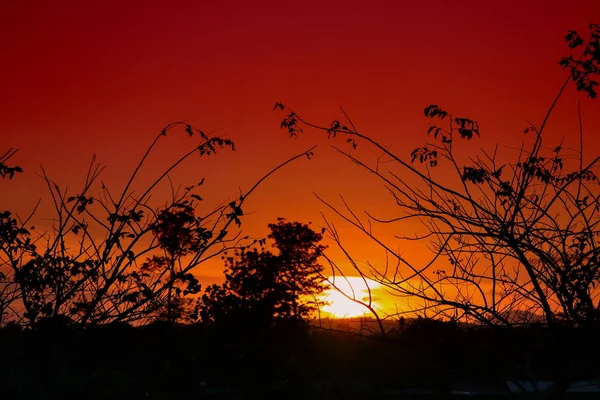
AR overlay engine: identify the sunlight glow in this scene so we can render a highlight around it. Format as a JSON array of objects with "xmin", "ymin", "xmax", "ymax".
[{"xmin": 319, "ymin": 276, "xmax": 382, "ymax": 318}]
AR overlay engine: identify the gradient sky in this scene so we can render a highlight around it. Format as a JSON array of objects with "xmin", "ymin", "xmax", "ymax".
[{"xmin": 2, "ymin": 1, "xmax": 599, "ymax": 314}]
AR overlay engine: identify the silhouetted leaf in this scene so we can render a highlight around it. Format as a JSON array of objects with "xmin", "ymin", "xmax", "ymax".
[{"xmin": 566, "ymin": 30, "xmax": 584, "ymax": 49}]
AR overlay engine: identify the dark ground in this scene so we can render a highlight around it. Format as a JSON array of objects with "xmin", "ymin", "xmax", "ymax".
[{"xmin": 1, "ymin": 320, "xmax": 599, "ymax": 399}]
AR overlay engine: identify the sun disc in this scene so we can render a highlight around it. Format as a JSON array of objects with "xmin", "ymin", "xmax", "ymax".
[{"xmin": 319, "ymin": 276, "xmax": 382, "ymax": 318}]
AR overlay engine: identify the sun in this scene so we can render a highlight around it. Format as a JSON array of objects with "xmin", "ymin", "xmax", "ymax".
[{"xmin": 319, "ymin": 276, "xmax": 382, "ymax": 318}]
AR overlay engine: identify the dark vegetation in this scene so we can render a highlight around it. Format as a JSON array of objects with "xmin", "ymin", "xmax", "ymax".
[
  {"xmin": 2, "ymin": 321, "xmax": 600, "ymax": 398},
  {"xmin": 200, "ymin": 219, "xmax": 326, "ymax": 330},
  {"xmin": 0, "ymin": 123, "xmax": 316, "ymax": 328},
  {"xmin": 275, "ymin": 23, "xmax": 600, "ymax": 330},
  {"xmin": 1, "ymin": 25, "xmax": 600, "ymax": 399}
]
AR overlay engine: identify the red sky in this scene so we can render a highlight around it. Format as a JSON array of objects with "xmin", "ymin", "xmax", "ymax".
[{"xmin": 2, "ymin": 1, "xmax": 599, "ymax": 313}]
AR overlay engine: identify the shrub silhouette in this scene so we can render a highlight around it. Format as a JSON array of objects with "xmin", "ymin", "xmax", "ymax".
[
  {"xmin": 0, "ymin": 123, "xmax": 314, "ymax": 328},
  {"xmin": 200, "ymin": 219, "xmax": 327, "ymax": 332}
]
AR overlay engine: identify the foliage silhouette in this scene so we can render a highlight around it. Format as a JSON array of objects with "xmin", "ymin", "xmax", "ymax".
[
  {"xmin": 0, "ymin": 148, "xmax": 23, "ymax": 180},
  {"xmin": 146, "ymin": 202, "xmax": 207, "ymax": 323},
  {"xmin": 0, "ymin": 123, "xmax": 315, "ymax": 327},
  {"xmin": 0, "ymin": 149, "xmax": 23, "ymax": 325},
  {"xmin": 276, "ymin": 23, "xmax": 600, "ymax": 329},
  {"xmin": 560, "ymin": 24, "xmax": 600, "ymax": 98},
  {"xmin": 200, "ymin": 219, "xmax": 327, "ymax": 331},
  {"xmin": 275, "ymin": 23, "xmax": 600, "ymax": 397}
]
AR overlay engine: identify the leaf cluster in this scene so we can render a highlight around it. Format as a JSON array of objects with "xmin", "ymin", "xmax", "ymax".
[{"xmin": 559, "ymin": 24, "xmax": 600, "ymax": 98}]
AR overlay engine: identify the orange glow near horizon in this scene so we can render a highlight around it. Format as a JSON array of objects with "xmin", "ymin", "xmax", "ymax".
[{"xmin": 320, "ymin": 277, "xmax": 383, "ymax": 318}]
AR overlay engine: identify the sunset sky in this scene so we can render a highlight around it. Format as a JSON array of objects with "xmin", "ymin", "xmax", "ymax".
[{"xmin": 2, "ymin": 1, "xmax": 599, "ymax": 316}]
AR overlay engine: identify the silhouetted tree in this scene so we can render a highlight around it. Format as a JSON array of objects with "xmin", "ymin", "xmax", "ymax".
[
  {"xmin": 200, "ymin": 219, "xmax": 326, "ymax": 330},
  {"xmin": 276, "ymin": 24, "xmax": 600, "ymax": 329}
]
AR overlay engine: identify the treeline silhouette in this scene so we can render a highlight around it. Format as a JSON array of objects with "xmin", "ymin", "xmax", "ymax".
[{"xmin": 2, "ymin": 318, "xmax": 600, "ymax": 398}]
